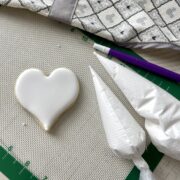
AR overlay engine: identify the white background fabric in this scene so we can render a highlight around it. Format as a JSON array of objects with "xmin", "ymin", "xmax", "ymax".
[{"xmin": 0, "ymin": 7, "xmax": 180, "ymax": 180}]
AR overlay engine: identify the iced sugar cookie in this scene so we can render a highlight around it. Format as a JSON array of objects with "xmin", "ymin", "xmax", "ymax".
[{"xmin": 15, "ymin": 68, "xmax": 79, "ymax": 131}]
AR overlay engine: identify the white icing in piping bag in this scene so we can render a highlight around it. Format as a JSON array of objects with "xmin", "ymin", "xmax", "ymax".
[
  {"xmin": 95, "ymin": 52, "xmax": 180, "ymax": 161},
  {"xmin": 89, "ymin": 66, "xmax": 155, "ymax": 180}
]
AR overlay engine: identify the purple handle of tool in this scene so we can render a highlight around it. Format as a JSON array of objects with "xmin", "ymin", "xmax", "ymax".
[{"xmin": 109, "ymin": 49, "xmax": 180, "ymax": 83}]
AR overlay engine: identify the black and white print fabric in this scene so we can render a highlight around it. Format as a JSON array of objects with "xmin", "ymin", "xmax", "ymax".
[
  {"xmin": 72, "ymin": 0, "xmax": 180, "ymax": 49},
  {"xmin": 0, "ymin": 0, "xmax": 180, "ymax": 49},
  {"xmin": 0, "ymin": 0, "xmax": 53, "ymax": 16}
]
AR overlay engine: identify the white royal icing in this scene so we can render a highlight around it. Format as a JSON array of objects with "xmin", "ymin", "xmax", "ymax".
[
  {"xmin": 90, "ymin": 66, "xmax": 155, "ymax": 180},
  {"xmin": 15, "ymin": 68, "xmax": 79, "ymax": 131},
  {"xmin": 95, "ymin": 52, "xmax": 180, "ymax": 161}
]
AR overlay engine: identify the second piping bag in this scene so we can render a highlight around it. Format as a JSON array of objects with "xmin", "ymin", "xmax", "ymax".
[
  {"xmin": 89, "ymin": 66, "xmax": 155, "ymax": 180},
  {"xmin": 94, "ymin": 52, "xmax": 180, "ymax": 161}
]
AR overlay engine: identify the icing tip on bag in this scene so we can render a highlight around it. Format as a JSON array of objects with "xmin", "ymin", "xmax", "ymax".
[
  {"xmin": 89, "ymin": 65, "xmax": 95, "ymax": 76},
  {"xmin": 93, "ymin": 43, "xmax": 110, "ymax": 54}
]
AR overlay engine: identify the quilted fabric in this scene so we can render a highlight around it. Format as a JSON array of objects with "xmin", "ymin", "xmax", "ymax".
[
  {"xmin": 0, "ymin": 0, "xmax": 180, "ymax": 49},
  {"xmin": 72, "ymin": 0, "xmax": 180, "ymax": 49}
]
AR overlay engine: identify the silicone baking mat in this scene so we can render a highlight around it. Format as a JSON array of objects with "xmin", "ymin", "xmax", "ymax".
[{"xmin": 0, "ymin": 7, "xmax": 180, "ymax": 180}]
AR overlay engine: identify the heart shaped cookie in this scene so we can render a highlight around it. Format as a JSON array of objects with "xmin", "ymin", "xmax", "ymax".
[{"xmin": 15, "ymin": 68, "xmax": 79, "ymax": 131}]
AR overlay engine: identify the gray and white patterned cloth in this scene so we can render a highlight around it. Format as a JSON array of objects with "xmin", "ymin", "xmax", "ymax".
[{"xmin": 1, "ymin": 0, "xmax": 180, "ymax": 50}]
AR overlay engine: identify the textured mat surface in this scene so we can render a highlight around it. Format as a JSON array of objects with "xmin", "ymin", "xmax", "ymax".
[{"xmin": 0, "ymin": 7, "xmax": 180, "ymax": 180}]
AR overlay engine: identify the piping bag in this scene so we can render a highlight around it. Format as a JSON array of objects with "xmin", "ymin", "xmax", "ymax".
[
  {"xmin": 94, "ymin": 52, "xmax": 180, "ymax": 161},
  {"xmin": 89, "ymin": 66, "xmax": 155, "ymax": 180}
]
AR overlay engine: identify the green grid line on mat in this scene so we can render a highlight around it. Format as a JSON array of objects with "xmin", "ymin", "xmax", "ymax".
[{"xmin": 0, "ymin": 145, "xmax": 38, "ymax": 180}]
